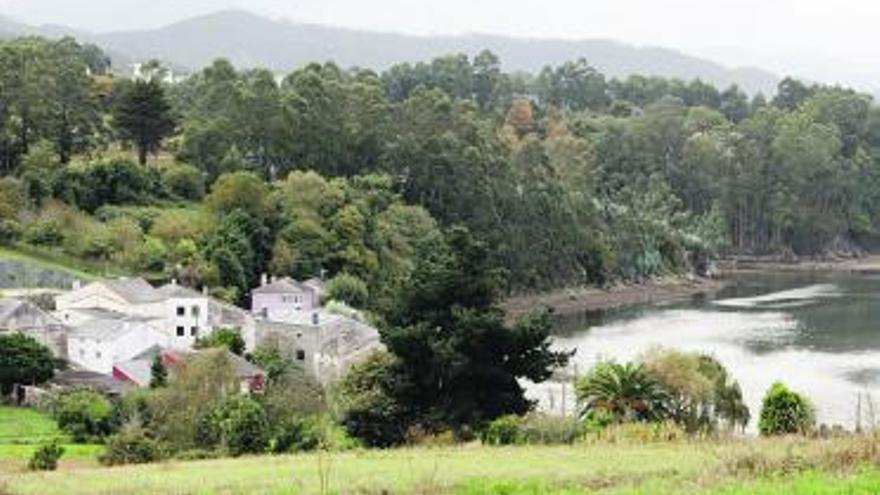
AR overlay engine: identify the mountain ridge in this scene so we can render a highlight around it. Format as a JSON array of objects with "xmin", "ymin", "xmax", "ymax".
[{"xmin": 0, "ymin": 9, "xmax": 779, "ymax": 94}]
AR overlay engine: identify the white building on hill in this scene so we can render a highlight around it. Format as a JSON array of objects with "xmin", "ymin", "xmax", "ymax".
[
  {"xmin": 55, "ymin": 277, "xmax": 256, "ymax": 375},
  {"xmin": 251, "ymin": 275, "xmax": 382, "ymax": 384},
  {"xmin": 67, "ymin": 314, "xmax": 169, "ymax": 374}
]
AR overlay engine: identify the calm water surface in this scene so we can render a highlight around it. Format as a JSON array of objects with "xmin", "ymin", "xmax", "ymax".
[{"xmin": 534, "ymin": 271, "xmax": 880, "ymax": 429}]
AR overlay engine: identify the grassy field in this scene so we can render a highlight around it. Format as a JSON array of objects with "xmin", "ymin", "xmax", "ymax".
[
  {"xmin": 2, "ymin": 436, "xmax": 880, "ymax": 495},
  {"xmin": 0, "ymin": 407, "xmax": 101, "ymax": 471}
]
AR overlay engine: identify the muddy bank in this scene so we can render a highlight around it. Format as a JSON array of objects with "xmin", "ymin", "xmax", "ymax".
[
  {"xmin": 722, "ymin": 255, "xmax": 880, "ymax": 275},
  {"xmin": 504, "ymin": 276, "xmax": 725, "ymax": 318}
]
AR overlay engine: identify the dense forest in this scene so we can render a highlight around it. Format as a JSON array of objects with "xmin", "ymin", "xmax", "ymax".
[{"xmin": 1, "ymin": 36, "xmax": 879, "ymax": 302}]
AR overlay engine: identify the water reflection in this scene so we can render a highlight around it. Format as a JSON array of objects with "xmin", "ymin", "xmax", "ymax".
[{"xmin": 534, "ymin": 272, "xmax": 880, "ymax": 430}]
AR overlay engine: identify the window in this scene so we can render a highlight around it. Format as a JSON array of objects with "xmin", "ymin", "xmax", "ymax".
[
  {"xmin": 192, "ymin": 306, "xmax": 200, "ymax": 317},
  {"xmin": 176, "ymin": 326, "xmax": 185, "ymax": 337},
  {"xmin": 95, "ymin": 351, "xmax": 102, "ymax": 359},
  {"xmin": 79, "ymin": 349, "xmax": 85, "ymax": 358},
  {"xmin": 296, "ymin": 349, "xmax": 306, "ymax": 361},
  {"xmin": 176, "ymin": 306, "xmax": 185, "ymax": 316},
  {"xmin": 191, "ymin": 326, "xmax": 198, "ymax": 337}
]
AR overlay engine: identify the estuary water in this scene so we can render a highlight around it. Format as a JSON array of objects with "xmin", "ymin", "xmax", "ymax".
[{"xmin": 535, "ymin": 271, "xmax": 880, "ymax": 429}]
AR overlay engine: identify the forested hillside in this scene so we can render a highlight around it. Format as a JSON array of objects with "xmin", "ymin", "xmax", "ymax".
[{"xmin": 0, "ymin": 36, "xmax": 877, "ymax": 300}]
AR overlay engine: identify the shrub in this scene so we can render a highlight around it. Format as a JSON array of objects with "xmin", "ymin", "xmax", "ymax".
[
  {"xmin": 482, "ymin": 415, "xmax": 522, "ymax": 446},
  {"xmin": 202, "ymin": 395, "xmax": 270, "ymax": 456},
  {"xmin": 518, "ymin": 414, "xmax": 580, "ymax": 445},
  {"xmin": 194, "ymin": 328, "xmax": 246, "ymax": 356},
  {"xmin": 162, "ymin": 163, "xmax": 205, "ymax": 200},
  {"xmin": 100, "ymin": 427, "xmax": 163, "ymax": 466},
  {"xmin": 0, "ymin": 219, "xmax": 22, "ymax": 245},
  {"xmin": 759, "ymin": 382, "xmax": 815, "ymax": 436},
  {"xmin": 576, "ymin": 362, "xmax": 669, "ymax": 423},
  {"xmin": 51, "ymin": 390, "xmax": 115, "ymax": 443},
  {"xmin": 335, "ymin": 352, "xmax": 413, "ymax": 448},
  {"xmin": 326, "ymin": 273, "xmax": 369, "ymax": 308},
  {"xmin": 270, "ymin": 416, "xmax": 323, "ymax": 454},
  {"xmin": 28, "ymin": 440, "xmax": 64, "ymax": 471},
  {"xmin": 24, "ymin": 218, "xmax": 64, "ymax": 246}
]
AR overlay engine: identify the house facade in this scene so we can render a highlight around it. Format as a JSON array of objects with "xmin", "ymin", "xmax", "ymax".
[
  {"xmin": 0, "ymin": 298, "xmax": 68, "ymax": 358},
  {"xmin": 251, "ymin": 277, "xmax": 321, "ymax": 322},
  {"xmin": 67, "ymin": 315, "xmax": 170, "ymax": 374},
  {"xmin": 56, "ymin": 278, "xmax": 245, "ymax": 351}
]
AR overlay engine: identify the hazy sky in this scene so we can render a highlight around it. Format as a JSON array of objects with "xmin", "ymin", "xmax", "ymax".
[{"xmin": 1, "ymin": 0, "xmax": 877, "ymax": 86}]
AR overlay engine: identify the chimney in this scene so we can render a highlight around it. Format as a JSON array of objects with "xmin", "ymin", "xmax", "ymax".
[
  {"xmin": 171, "ymin": 278, "xmax": 178, "ymax": 286},
  {"xmin": 260, "ymin": 273, "xmax": 268, "ymax": 286},
  {"xmin": 72, "ymin": 279, "xmax": 82, "ymax": 291},
  {"xmin": 202, "ymin": 286, "xmax": 209, "ymax": 296}
]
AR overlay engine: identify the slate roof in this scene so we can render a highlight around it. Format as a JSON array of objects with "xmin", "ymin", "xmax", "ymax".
[
  {"xmin": 252, "ymin": 277, "xmax": 320, "ymax": 295},
  {"xmin": 50, "ymin": 369, "xmax": 131, "ymax": 395},
  {"xmin": 103, "ymin": 278, "xmax": 164, "ymax": 304},
  {"xmin": 252, "ymin": 278, "xmax": 304, "ymax": 295},
  {"xmin": 70, "ymin": 314, "xmax": 159, "ymax": 341},
  {"xmin": 157, "ymin": 283, "xmax": 205, "ymax": 299}
]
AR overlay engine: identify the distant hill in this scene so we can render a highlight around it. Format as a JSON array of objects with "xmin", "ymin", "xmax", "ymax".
[{"xmin": 0, "ymin": 10, "xmax": 779, "ymax": 94}]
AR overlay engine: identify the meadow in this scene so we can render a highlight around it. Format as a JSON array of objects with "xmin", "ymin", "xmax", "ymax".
[
  {"xmin": 2, "ymin": 435, "xmax": 880, "ymax": 495},
  {"xmin": 0, "ymin": 406, "xmax": 101, "ymax": 470}
]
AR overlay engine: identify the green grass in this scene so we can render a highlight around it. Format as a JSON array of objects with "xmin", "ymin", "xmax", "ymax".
[
  {"xmin": 0, "ymin": 407, "xmax": 63, "ymax": 444},
  {"xmin": 5, "ymin": 437, "xmax": 878, "ymax": 495},
  {"xmin": 0, "ymin": 407, "xmax": 102, "ymax": 472}
]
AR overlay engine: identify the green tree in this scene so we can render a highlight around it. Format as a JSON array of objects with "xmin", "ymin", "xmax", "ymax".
[
  {"xmin": 758, "ymin": 382, "xmax": 815, "ymax": 436},
  {"xmin": 51, "ymin": 390, "xmax": 115, "ymax": 442},
  {"xmin": 201, "ymin": 395, "xmax": 270, "ymax": 456},
  {"xmin": 0, "ymin": 333, "xmax": 55, "ymax": 395},
  {"xmin": 381, "ymin": 227, "xmax": 570, "ymax": 435},
  {"xmin": 326, "ymin": 273, "xmax": 369, "ymax": 308},
  {"xmin": 336, "ymin": 352, "xmax": 414, "ymax": 448},
  {"xmin": 576, "ymin": 362, "xmax": 669, "ymax": 424},
  {"xmin": 195, "ymin": 328, "xmax": 246, "ymax": 356},
  {"xmin": 112, "ymin": 79, "xmax": 176, "ymax": 165},
  {"xmin": 149, "ymin": 355, "xmax": 168, "ymax": 389}
]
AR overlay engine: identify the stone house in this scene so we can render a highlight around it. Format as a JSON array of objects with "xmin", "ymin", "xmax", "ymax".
[{"xmin": 0, "ymin": 298, "xmax": 68, "ymax": 358}]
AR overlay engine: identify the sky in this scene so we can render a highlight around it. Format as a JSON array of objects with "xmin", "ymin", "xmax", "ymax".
[{"xmin": 0, "ymin": 0, "xmax": 877, "ymax": 88}]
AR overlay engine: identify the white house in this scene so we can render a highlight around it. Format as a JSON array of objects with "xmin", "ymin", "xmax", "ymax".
[
  {"xmin": 251, "ymin": 277, "xmax": 322, "ymax": 322},
  {"xmin": 56, "ymin": 278, "xmax": 165, "ymax": 323},
  {"xmin": 56, "ymin": 278, "xmax": 245, "ymax": 351},
  {"xmin": 156, "ymin": 282, "xmax": 211, "ymax": 349},
  {"xmin": 67, "ymin": 314, "xmax": 170, "ymax": 374}
]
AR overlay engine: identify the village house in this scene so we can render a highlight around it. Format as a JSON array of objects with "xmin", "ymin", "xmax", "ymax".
[
  {"xmin": 113, "ymin": 347, "xmax": 266, "ymax": 394},
  {"xmin": 252, "ymin": 275, "xmax": 383, "ymax": 384},
  {"xmin": 251, "ymin": 276, "xmax": 323, "ymax": 321},
  {"xmin": 67, "ymin": 313, "xmax": 170, "ymax": 374},
  {"xmin": 54, "ymin": 277, "xmax": 257, "ymax": 375},
  {"xmin": 0, "ymin": 298, "xmax": 68, "ymax": 358}
]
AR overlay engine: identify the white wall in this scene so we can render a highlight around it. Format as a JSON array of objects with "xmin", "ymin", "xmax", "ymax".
[
  {"xmin": 67, "ymin": 322, "xmax": 170, "ymax": 374},
  {"xmin": 253, "ymin": 290, "xmax": 319, "ymax": 322},
  {"xmin": 164, "ymin": 297, "xmax": 211, "ymax": 349}
]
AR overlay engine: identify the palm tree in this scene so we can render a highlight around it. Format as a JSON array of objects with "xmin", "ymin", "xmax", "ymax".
[{"xmin": 576, "ymin": 362, "xmax": 669, "ymax": 423}]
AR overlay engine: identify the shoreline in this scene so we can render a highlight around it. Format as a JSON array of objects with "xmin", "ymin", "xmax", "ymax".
[
  {"xmin": 503, "ymin": 276, "xmax": 726, "ymax": 318},
  {"xmin": 505, "ymin": 255, "xmax": 880, "ymax": 318},
  {"xmin": 722, "ymin": 254, "xmax": 880, "ymax": 275}
]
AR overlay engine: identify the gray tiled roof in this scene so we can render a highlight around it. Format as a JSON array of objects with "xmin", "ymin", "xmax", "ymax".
[
  {"xmin": 103, "ymin": 278, "xmax": 164, "ymax": 304},
  {"xmin": 50, "ymin": 369, "xmax": 131, "ymax": 394},
  {"xmin": 252, "ymin": 278, "xmax": 313, "ymax": 295},
  {"xmin": 71, "ymin": 315, "xmax": 159, "ymax": 341},
  {"xmin": 157, "ymin": 283, "xmax": 205, "ymax": 299}
]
